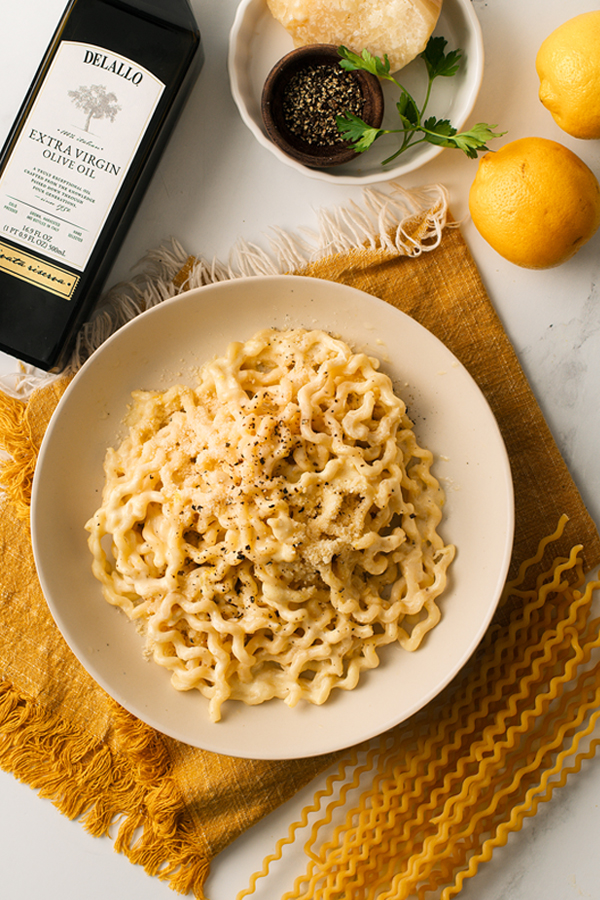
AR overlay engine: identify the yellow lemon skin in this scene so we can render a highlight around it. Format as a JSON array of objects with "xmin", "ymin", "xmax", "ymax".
[
  {"xmin": 468, "ymin": 137, "xmax": 600, "ymax": 269},
  {"xmin": 536, "ymin": 11, "xmax": 600, "ymax": 140}
]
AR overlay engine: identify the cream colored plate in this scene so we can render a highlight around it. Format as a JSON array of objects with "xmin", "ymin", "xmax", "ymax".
[
  {"xmin": 228, "ymin": 0, "xmax": 484, "ymax": 184},
  {"xmin": 31, "ymin": 276, "xmax": 513, "ymax": 759}
]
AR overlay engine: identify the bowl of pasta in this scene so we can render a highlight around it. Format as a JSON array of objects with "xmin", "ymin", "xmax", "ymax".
[{"xmin": 31, "ymin": 275, "xmax": 513, "ymax": 759}]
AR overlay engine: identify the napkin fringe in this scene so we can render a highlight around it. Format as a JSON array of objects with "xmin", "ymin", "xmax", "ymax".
[
  {"xmin": 0, "ymin": 182, "xmax": 449, "ymax": 400},
  {"xmin": 174, "ymin": 181, "xmax": 450, "ymax": 293},
  {"xmin": 0, "ymin": 391, "xmax": 37, "ymax": 520},
  {"xmin": 0, "ymin": 377, "xmax": 72, "ymax": 520},
  {"xmin": 0, "ymin": 683, "xmax": 210, "ymax": 898}
]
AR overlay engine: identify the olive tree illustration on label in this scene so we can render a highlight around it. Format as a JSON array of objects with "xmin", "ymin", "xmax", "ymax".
[{"xmin": 68, "ymin": 84, "xmax": 121, "ymax": 133}]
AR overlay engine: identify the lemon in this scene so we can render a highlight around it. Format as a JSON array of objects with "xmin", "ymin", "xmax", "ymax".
[
  {"xmin": 468, "ymin": 137, "xmax": 600, "ymax": 269},
  {"xmin": 536, "ymin": 12, "xmax": 600, "ymax": 140}
]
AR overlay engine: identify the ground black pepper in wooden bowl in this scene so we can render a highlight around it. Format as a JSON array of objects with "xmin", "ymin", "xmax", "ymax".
[
  {"xmin": 282, "ymin": 65, "xmax": 364, "ymax": 147},
  {"xmin": 261, "ymin": 44, "xmax": 384, "ymax": 169}
]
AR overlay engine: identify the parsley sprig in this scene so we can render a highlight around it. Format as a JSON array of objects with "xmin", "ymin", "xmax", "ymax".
[{"xmin": 337, "ymin": 37, "xmax": 505, "ymax": 164}]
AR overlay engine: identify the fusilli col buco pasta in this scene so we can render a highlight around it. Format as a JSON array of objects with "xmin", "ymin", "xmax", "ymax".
[{"xmin": 86, "ymin": 328, "xmax": 455, "ymax": 722}]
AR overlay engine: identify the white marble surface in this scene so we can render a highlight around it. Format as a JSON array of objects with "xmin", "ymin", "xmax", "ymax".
[{"xmin": 1, "ymin": 0, "xmax": 600, "ymax": 897}]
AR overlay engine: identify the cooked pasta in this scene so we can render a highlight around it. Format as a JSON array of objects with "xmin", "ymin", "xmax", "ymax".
[{"xmin": 85, "ymin": 328, "xmax": 455, "ymax": 722}]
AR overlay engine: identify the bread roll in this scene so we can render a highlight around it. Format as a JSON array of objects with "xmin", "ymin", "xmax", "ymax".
[{"xmin": 266, "ymin": 0, "xmax": 443, "ymax": 73}]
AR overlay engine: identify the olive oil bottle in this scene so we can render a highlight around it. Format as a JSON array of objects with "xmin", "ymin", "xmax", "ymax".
[{"xmin": 0, "ymin": 0, "xmax": 203, "ymax": 371}]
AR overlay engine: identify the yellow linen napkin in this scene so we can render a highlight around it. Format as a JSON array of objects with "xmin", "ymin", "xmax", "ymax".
[{"xmin": 1, "ymin": 186, "xmax": 599, "ymax": 899}]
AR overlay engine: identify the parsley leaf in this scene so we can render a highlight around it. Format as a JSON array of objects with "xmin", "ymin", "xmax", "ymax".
[
  {"xmin": 421, "ymin": 36, "xmax": 462, "ymax": 79},
  {"xmin": 422, "ymin": 117, "xmax": 457, "ymax": 144},
  {"xmin": 442, "ymin": 123, "xmax": 505, "ymax": 158},
  {"xmin": 397, "ymin": 91, "xmax": 420, "ymax": 128},
  {"xmin": 336, "ymin": 112, "xmax": 383, "ymax": 152},
  {"xmin": 336, "ymin": 36, "xmax": 505, "ymax": 163},
  {"xmin": 338, "ymin": 46, "xmax": 394, "ymax": 82}
]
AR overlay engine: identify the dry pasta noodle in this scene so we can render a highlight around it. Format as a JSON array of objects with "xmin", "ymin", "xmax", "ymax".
[
  {"xmin": 85, "ymin": 328, "xmax": 455, "ymax": 722},
  {"xmin": 237, "ymin": 519, "xmax": 600, "ymax": 900}
]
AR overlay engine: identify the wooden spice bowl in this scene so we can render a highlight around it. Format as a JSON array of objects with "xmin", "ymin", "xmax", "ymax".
[{"xmin": 261, "ymin": 44, "xmax": 384, "ymax": 169}]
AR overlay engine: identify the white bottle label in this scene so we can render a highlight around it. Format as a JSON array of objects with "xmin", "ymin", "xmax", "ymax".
[{"xmin": 0, "ymin": 41, "xmax": 164, "ymax": 272}]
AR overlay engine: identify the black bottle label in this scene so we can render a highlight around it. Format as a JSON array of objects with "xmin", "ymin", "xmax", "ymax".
[
  {"xmin": 0, "ymin": 242, "xmax": 79, "ymax": 299},
  {"xmin": 0, "ymin": 40, "xmax": 165, "ymax": 285}
]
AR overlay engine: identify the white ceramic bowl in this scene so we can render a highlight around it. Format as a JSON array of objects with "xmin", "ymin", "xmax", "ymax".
[
  {"xmin": 228, "ymin": 0, "xmax": 485, "ymax": 184},
  {"xmin": 32, "ymin": 276, "xmax": 513, "ymax": 760}
]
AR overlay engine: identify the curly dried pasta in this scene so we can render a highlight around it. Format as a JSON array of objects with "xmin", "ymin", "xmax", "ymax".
[
  {"xmin": 86, "ymin": 328, "xmax": 454, "ymax": 722},
  {"xmin": 237, "ymin": 517, "xmax": 600, "ymax": 900}
]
